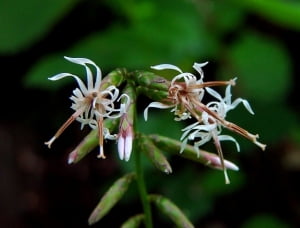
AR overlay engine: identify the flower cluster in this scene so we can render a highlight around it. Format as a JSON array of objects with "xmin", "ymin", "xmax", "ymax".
[
  {"xmin": 45, "ymin": 57, "xmax": 131, "ymax": 160},
  {"xmin": 144, "ymin": 63, "xmax": 266, "ymax": 183},
  {"xmin": 45, "ymin": 57, "xmax": 266, "ymax": 183}
]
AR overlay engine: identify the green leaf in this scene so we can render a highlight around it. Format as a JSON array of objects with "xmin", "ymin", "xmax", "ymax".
[
  {"xmin": 223, "ymin": 31, "xmax": 292, "ymax": 103},
  {"xmin": 149, "ymin": 194, "xmax": 195, "ymax": 228},
  {"xmin": 88, "ymin": 173, "xmax": 136, "ymax": 225},
  {"xmin": 0, "ymin": 0, "xmax": 78, "ymax": 53}
]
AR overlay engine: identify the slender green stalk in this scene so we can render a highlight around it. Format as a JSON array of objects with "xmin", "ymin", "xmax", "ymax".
[
  {"xmin": 126, "ymin": 80, "xmax": 153, "ymax": 228},
  {"xmin": 134, "ymin": 145, "xmax": 153, "ymax": 228}
]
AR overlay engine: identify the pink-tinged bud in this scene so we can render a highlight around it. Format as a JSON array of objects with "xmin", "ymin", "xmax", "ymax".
[
  {"xmin": 68, "ymin": 150, "xmax": 77, "ymax": 164},
  {"xmin": 118, "ymin": 117, "xmax": 134, "ymax": 162},
  {"xmin": 204, "ymin": 152, "xmax": 239, "ymax": 171}
]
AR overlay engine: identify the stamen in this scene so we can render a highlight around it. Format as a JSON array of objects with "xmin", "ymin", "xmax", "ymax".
[
  {"xmin": 193, "ymin": 99, "xmax": 265, "ymax": 151},
  {"xmin": 44, "ymin": 108, "xmax": 85, "ymax": 148},
  {"xmin": 44, "ymin": 136, "xmax": 56, "ymax": 148},
  {"xmin": 212, "ymin": 132, "xmax": 230, "ymax": 184},
  {"xmin": 254, "ymin": 140, "xmax": 267, "ymax": 151},
  {"xmin": 97, "ymin": 117, "xmax": 106, "ymax": 159},
  {"xmin": 189, "ymin": 79, "xmax": 235, "ymax": 90}
]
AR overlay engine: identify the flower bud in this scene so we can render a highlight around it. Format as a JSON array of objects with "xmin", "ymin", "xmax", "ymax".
[
  {"xmin": 117, "ymin": 83, "xmax": 136, "ymax": 162},
  {"xmin": 118, "ymin": 115, "xmax": 134, "ymax": 162},
  {"xmin": 139, "ymin": 134, "xmax": 172, "ymax": 174},
  {"xmin": 149, "ymin": 194, "xmax": 194, "ymax": 228},
  {"xmin": 203, "ymin": 152, "xmax": 239, "ymax": 171},
  {"xmin": 88, "ymin": 173, "xmax": 135, "ymax": 225},
  {"xmin": 120, "ymin": 214, "xmax": 144, "ymax": 228}
]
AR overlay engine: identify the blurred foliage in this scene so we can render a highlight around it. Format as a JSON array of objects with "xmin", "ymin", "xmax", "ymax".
[
  {"xmin": 2, "ymin": 0, "xmax": 299, "ymax": 227},
  {"xmin": 0, "ymin": 0, "xmax": 79, "ymax": 53},
  {"xmin": 242, "ymin": 213, "xmax": 291, "ymax": 228}
]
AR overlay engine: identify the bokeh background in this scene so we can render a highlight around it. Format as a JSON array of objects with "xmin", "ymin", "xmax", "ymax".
[{"xmin": 1, "ymin": 0, "xmax": 300, "ymax": 227}]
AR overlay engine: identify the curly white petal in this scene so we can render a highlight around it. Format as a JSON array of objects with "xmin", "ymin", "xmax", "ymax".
[
  {"xmin": 231, "ymin": 98, "xmax": 255, "ymax": 115},
  {"xmin": 193, "ymin": 62, "xmax": 208, "ymax": 80},
  {"xmin": 151, "ymin": 64, "xmax": 183, "ymax": 73},
  {"xmin": 218, "ymin": 135, "xmax": 241, "ymax": 152},
  {"xmin": 143, "ymin": 102, "xmax": 173, "ymax": 121},
  {"xmin": 171, "ymin": 73, "xmax": 196, "ymax": 85},
  {"xmin": 205, "ymin": 87, "xmax": 223, "ymax": 101},
  {"xmin": 64, "ymin": 56, "xmax": 102, "ymax": 90},
  {"xmin": 49, "ymin": 73, "xmax": 88, "ymax": 95}
]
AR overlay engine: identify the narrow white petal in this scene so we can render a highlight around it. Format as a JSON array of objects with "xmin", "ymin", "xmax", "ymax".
[
  {"xmin": 218, "ymin": 135, "xmax": 241, "ymax": 152},
  {"xmin": 224, "ymin": 85, "xmax": 233, "ymax": 104},
  {"xmin": 193, "ymin": 62, "xmax": 209, "ymax": 71},
  {"xmin": 205, "ymin": 87, "xmax": 223, "ymax": 101},
  {"xmin": 194, "ymin": 136, "xmax": 211, "ymax": 148},
  {"xmin": 143, "ymin": 102, "xmax": 172, "ymax": 121},
  {"xmin": 193, "ymin": 62, "xmax": 208, "ymax": 80},
  {"xmin": 85, "ymin": 64, "xmax": 94, "ymax": 91},
  {"xmin": 118, "ymin": 136, "xmax": 125, "ymax": 160},
  {"xmin": 93, "ymin": 64, "xmax": 102, "ymax": 89},
  {"xmin": 151, "ymin": 64, "xmax": 183, "ymax": 73},
  {"xmin": 242, "ymin": 99, "xmax": 255, "ymax": 115},
  {"xmin": 171, "ymin": 73, "xmax": 193, "ymax": 84},
  {"xmin": 192, "ymin": 124, "xmax": 216, "ymax": 132},
  {"xmin": 104, "ymin": 85, "xmax": 119, "ymax": 100},
  {"xmin": 118, "ymin": 93, "xmax": 131, "ymax": 113},
  {"xmin": 72, "ymin": 88, "xmax": 84, "ymax": 98},
  {"xmin": 231, "ymin": 98, "xmax": 255, "ymax": 115},
  {"xmin": 179, "ymin": 138, "xmax": 188, "ymax": 154},
  {"xmin": 124, "ymin": 135, "xmax": 133, "ymax": 161},
  {"xmin": 180, "ymin": 128, "xmax": 192, "ymax": 141},
  {"xmin": 64, "ymin": 56, "xmax": 102, "ymax": 90},
  {"xmin": 181, "ymin": 122, "xmax": 199, "ymax": 131},
  {"xmin": 48, "ymin": 73, "xmax": 88, "ymax": 95}
]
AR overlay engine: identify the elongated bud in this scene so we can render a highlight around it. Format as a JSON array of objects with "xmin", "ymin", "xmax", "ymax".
[
  {"xmin": 203, "ymin": 152, "xmax": 239, "ymax": 171},
  {"xmin": 137, "ymin": 86, "xmax": 169, "ymax": 102},
  {"xmin": 130, "ymin": 70, "xmax": 170, "ymax": 102},
  {"xmin": 120, "ymin": 214, "xmax": 145, "ymax": 228},
  {"xmin": 100, "ymin": 68, "xmax": 126, "ymax": 90},
  {"xmin": 139, "ymin": 134, "xmax": 172, "ymax": 174},
  {"xmin": 68, "ymin": 118, "xmax": 119, "ymax": 164},
  {"xmin": 118, "ymin": 116, "xmax": 134, "ymax": 162},
  {"xmin": 130, "ymin": 71, "xmax": 169, "ymax": 91},
  {"xmin": 88, "ymin": 173, "xmax": 136, "ymax": 225},
  {"xmin": 149, "ymin": 134, "xmax": 238, "ymax": 171},
  {"xmin": 117, "ymin": 83, "xmax": 136, "ymax": 161},
  {"xmin": 149, "ymin": 194, "xmax": 194, "ymax": 228}
]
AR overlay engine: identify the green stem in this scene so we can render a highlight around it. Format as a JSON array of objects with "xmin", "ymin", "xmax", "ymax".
[{"xmin": 134, "ymin": 139, "xmax": 153, "ymax": 228}]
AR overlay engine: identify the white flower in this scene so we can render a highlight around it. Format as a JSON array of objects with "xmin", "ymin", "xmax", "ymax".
[
  {"xmin": 179, "ymin": 82, "xmax": 259, "ymax": 184},
  {"xmin": 144, "ymin": 62, "xmax": 208, "ymax": 121},
  {"xmin": 181, "ymin": 82, "xmax": 255, "ymax": 153},
  {"xmin": 45, "ymin": 56, "xmax": 130, "ymax": 159}
]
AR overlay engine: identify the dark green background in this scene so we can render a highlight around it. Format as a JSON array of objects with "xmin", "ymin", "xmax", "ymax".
[{"xmin": 0, "ymin": 0, "xmax": 299, "ymax": 227}]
